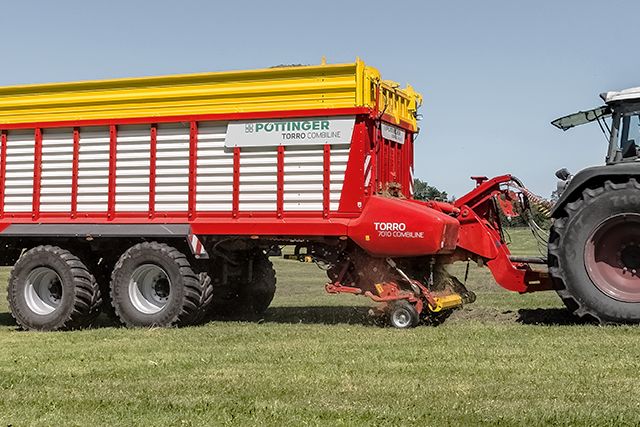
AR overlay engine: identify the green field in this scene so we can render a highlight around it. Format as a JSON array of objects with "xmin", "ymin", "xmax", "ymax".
[{"xmin": 1, "ymin": 229, "xmax": 640, "ymax": 426}]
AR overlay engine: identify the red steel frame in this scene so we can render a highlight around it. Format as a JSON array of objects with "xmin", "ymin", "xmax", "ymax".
[
  {"xmin": 0, "ymin": 108, "xmax": 410, "ymax": 235},
  {"xmin": 70, "ymin": 128, "xmax": 80, "ymax": 219},
  {"xmin": 0, "ymin": 108, "xmax": 373, "ymax": 130},
  {"xmin": 276, "ymin": 146, "xmax": 284, "ymax": 218},
  {"xmin": 148, "ymin": 124, "xmax": 157, "ymax": 218},
  {"xmin": 337, "ymin": 119, "xmax": 368, "ymax": 213},
  {"xmin": 107, "ymin": 125, "xmax": 117, "ymax": 219},
  {"xmin": 32, "ymin": 128, "xmax": 43, "ymax": 219},
  {"xmin": 188, "ymin": 121, "xmax": 198, "ymax": 219},
  {"xmin": 0, "ymin": 109, "xmax": 384, "ymax": 217},
  {"xmin": 232, "ymin": 147, "xmax": 240, "ymax": 219},
  {"xmin": 323, "ymin": 144, "xmax": 331, "ymax": 218},
  {"xmin": 451, "ymin": 175, "xmax": 553, "ymax": 293},
  {"xmin": 0, "ymin": 131, "xmax": 7, "ymax": 218},
  {"xmin": 364, "ymin": 124, "xmax": 375, "ymax": 197},
  {"xmin": 0, "ymin": 106, "xmax": 418, "ymax": 221},
  {"xmin": 0, "ymin": 107, "xmax": 383, "ymax": 231},
  {"xmin": 0, "ymin": 108, "xmax": 405, "ymax": 227}
]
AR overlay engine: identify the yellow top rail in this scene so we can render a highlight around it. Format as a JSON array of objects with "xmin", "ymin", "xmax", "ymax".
[{"xmin": 0, "ymin": 59, "xmax": 422, "ymax": 130}]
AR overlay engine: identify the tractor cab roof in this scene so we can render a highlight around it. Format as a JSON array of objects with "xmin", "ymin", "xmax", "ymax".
[{"xmin": 600, "ymin": 87, "xmax": 640, "ymax": 104}]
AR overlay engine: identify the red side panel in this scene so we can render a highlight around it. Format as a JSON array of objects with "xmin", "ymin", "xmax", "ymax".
[
  {"xmin": 232, "ymin": 147, "xmax": 240, "ymax": 218},
  {"xmin": 374, "ymin": 121, "xmax": 414, "ymax": 197},
  {"xmin": 148, "ymin": 124, "xmax": 157, "ymax": 218},
  {"xmin": 406, "ymin": 133, "xmax": 414, "ymax": 197},
  {"xmin": 338, "ymin": 118, "xmax": 368, "ymax": 213},
  {"xmin": 0, "ymin": 107, "xmax": 369, "ymax": 130},
  {"xmin": 0, "ymin": 131, "xmax": 7, "ymax": 218},
  {"xmin": 276, "ymin": 146, "xmax": 284, "ymax": 218},
  {"xmin": 71, "ymin": 128, "xmax": 80, "ymax": 218},
  {"xmin": 188, "ymin": 121, "xmax": 198, "ymax": 219},
  {"xmin": 107, "ymin": 125, "xmax": 117, "ymax": 219},
  {"xmin": 323, "ymin": 144, "xmax": 330, "ymax": 218}
]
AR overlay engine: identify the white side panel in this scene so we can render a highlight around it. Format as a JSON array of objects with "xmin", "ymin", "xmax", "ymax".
[
  {"xmin": 77, "ymin": 126, "xmax": 109, "ymax": 212},
  {"xmin": 40, "ymin": 128, "xmax": 73, "ymax": 212},
  {"xmin": 239, "ymin": 147, "xmax": 277, "ymax": 211},
  {"xmin": 196, "ymin": 122, "xmax": 233, "ymax": 211},
  {"xmin": 329, "ymin": 144, "xmax": 349, "ymax": 211},
  {"xmin": 282, "ymin": 143, "xmax": 349, "ymax": 211},
  {"xmin": 156, "ymin": 123, "xmax": 189, "ymax": 212},
  {"xmin": 116, "ymin": 125, "xmax": 150, "ymax": 212},
  {"xmin": 4, "ymin": 130, "xmax": 35, "ymax": 212},
  {"xmin": 283, "ymin": 146, "xmax": 323, "ymax": 211}
]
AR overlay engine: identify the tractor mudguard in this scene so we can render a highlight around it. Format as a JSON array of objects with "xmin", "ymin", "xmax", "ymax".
[
  {"xmin": 552, "ymin": 163, "xmax": 640, "ymax": 217},
  {"xmin": 347, "ymin": 195, "xmax": 459, "ymax": 257}
]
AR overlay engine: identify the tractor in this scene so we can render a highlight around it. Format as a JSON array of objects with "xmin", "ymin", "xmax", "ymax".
[{"xmin": 550, "ymin": 87, "xmax": 640, "ymax": 322}]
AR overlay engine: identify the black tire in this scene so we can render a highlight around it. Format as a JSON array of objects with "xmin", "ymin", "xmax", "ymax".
[
  {"xmin": 93, "ymin": 260, "xmax": 118, "ymax": 322},
  {"xmin": 549, "ymin": 179, "xmax": 640, "ymax": 323},
  {"xmin": 110, "ymin": 242, "xmax": 207, "ymax": 327},
  {"xmin": 193, "ymin": 272, "xmax": 214, "ymax": 324},
  {"xmin": 7, "ymin": 245, "xmax": 102, "ymax": 331},
  {"xmin": 388, "ymin": 300, "xmax": 419, "ymax": 329},
  {"xmin": 240, "ymin": 252, "xmax": 276, "ymax": 315},
  {"xmin": 209, "ymin": 251, "xmax": 276, "ymax": 318},
  {"xmin": 208, "ymin": 283, "xmax": 241, "ymax": 317}
]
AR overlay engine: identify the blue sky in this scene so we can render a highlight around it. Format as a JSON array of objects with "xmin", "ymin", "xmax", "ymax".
[{"xmin": 2, "ymin": 0, "xmax": 638, "ymax": 197}]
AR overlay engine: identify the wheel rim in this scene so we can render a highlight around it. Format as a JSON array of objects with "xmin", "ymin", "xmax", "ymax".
[
  {"xmin": 391, "ymin": 307, "xmax": 412, "ymax": 328},
  {"xmin": 585, "ymin": 213, "xmax": 640, "ymax": 302},
  {"xmin": 24, "ymin": 267, "xmax": 63, "ymax": 315},
  {"xmin": 128, "ymin": 264, "xmax": 172, "ymax": 314}
]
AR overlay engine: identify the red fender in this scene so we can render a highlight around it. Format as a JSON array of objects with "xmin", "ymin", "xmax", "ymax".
[{"xmin": 347, "ymin": 195, "xmax": 459, "ymax": 257}]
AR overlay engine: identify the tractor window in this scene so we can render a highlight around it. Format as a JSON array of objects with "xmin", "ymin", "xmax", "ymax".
[{"xmin": 619, "ymin": 114, "xmax": 640, "ymax": 156}]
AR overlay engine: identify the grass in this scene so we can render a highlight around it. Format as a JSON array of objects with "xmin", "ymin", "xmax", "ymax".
[{"xmin": 1, "ymin": 228, "xmax": 640, "ymax": 426}]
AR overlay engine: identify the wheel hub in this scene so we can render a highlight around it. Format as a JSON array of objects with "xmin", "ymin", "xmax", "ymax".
[
  {"xmin": 129, "ymin": 264, "xmax": 172, "ymax": 314},
  {"xmin": 585, "ymin": 214, "xmax": 640, "ymax": 302},
  {"xmin": 24, "ymin": 267, "xmax": 64, "ymax": 315},
  {"xmin": 392, "ymin": 310, "xmax": 411, "ymax": 328},
  {"xmin": 620, "ymin": 243, "xmax": 640, "ymax": 273},
  {"xmin": 152, "ymin": 278, "xmax": 170, "ymax": 302},
  {"xmin": 48, "ymin": 281, "xmax": 62, "ymax": 302}
]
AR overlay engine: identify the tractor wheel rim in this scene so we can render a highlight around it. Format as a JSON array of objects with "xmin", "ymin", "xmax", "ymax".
[
  {"xmin": 24, "ymin": 267, "xmax": 63, "ymax": 315},
  {"xmin": 392, "ymin": 308, "xmax": 411, "ymax": 327},
  {"xmin": 129, "ymin": 264, "xmax": 171, "ymax": 314},
  {"xmin": 585, "ymin": 213, "xmax": 640, "ymax": 302}
]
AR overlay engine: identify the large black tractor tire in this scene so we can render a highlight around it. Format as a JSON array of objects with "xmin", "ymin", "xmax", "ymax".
[
  {"xmin": 7, "ymin": 245, "xmax": 102, "ymax": 331},
  {"xmin": 549, "ymin": 179, "xmax": 640, "ymax": 323},
  {"xmin": 209, "ymin": 251, "xmax": 276, "ymax": 318},
  {"xmin": 110, "ymin": 242, "xmax": 210, "ymax": 327}
]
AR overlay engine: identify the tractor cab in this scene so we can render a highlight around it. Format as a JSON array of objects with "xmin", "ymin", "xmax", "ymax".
[{"xmin": 552, "ymin": 87, "xmax": 640, "ymax": 164}]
